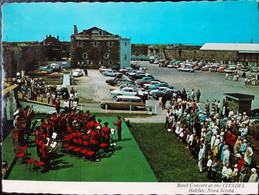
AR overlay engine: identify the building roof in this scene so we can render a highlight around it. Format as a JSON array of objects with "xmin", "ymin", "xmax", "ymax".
[
  {"xmin": 200, "ymin": 43, "xmax": 259, "ymax": 53},
  {"xmin": 78, "ymin": 26, "xmax": 113, "ymax": 36},
  {"xmin": 224, "ymin": 93, "xmax": 255, "ymax": 101}
]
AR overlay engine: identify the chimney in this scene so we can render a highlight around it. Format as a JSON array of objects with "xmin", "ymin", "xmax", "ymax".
[
  {"xmin": 57, "ymin": 36, "xmax": 59, "ymax": 40},
  {"xmin": 74, "ymin": 25, "xmax": 78, "ymax": 35}
]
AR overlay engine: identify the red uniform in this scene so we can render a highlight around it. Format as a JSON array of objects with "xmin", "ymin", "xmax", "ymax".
[
  {"xmin": 114, "ymin": 119, "xmax": 122, "ymax": 131},
  {"xmin": 102, "ymin": 126, "xmax": 111, "ymax": 140}
]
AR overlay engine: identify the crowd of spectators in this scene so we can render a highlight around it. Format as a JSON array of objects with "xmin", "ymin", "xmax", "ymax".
[{"xmin": 164, "ymin": 88, "xmax": 258, "ymax": 182}]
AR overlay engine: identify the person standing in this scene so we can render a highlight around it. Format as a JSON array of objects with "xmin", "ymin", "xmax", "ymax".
[
  {"xmin": 225, "ymin": 73, "xmax": 229, "ymax": 80},
  {"xmin": 55, "ymin": 98, "xmax": 60, "ymax": 115},
  {"xmin": 198, "ymin": 145, "xmax": 204, "ymax": 173},
  {"xmin": 102, "ymin": 122, "xmax": 111, "ymax": 153},
  {"xmin": 46, "ymin": 90, "xmax": 51, "ymax": 104},
  {"xmin": 191, "ymin": 89, "xmax": 196, "ymax": 102},
  {"xmin": 196, "ymin": 89, "xmax": 201, "ymax": 103},
  {"xmin": 244, "ymin": 143, "xmax": 253, "ymax": 165},
  {"xmin": 112, "ymin": 116, "xmax": 122, "ymax": 141},
  {"xmin": 206, "ymin": 155, "xmax": 213, "ymax": 180},
  {"xmin": 248, "ymin": 168, "xmax": 258, "ymax": 182},
  {"xmin": 211, "ymin": 158, "xmax": 218, "ymax": 182}
]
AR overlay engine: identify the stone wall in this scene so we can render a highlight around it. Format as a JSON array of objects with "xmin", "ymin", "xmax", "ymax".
[
  {"xmin": 149, "ymin": 45, "xmax": 259, "ymax": 64},
  {"xmin": 3, "ymin": 44, "xmax": 50, "ymax": 77},
  {"xmin": 131, "ymin": 44, "xmax": 149, "ymax": 56}
]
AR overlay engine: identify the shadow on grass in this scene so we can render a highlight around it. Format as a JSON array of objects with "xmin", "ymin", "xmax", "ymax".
[{"xmin": 121, "ymin": 138, "xmax": 132, "ymax": 141}]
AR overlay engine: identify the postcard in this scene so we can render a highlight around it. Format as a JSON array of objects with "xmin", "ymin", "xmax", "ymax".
[{"xmin": 1, "ymin": 0, "xmax": 259, "ymax": 194}]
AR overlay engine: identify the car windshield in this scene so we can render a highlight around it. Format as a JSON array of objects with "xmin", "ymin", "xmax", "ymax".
[{"xmin": 112, "ymin": 96, "xmax": 117, "ymax": 101}]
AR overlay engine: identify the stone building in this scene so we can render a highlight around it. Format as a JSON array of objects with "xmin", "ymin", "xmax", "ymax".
[
  {"xmin": 2, "ymin": 36, "xmax": 70, "ymax": 78},
  {"xmin": 200, "ymin": 43, "xmax": 259, "ymax": 65},
  {"xmin": 70, "ymin": 25, "xmax": 131, "ymax": 69},
  {"xmin": 148, "ymin": 43, "xmax": 259, "ymax": 66},
  {"xmin": 42, "ymin": 35, "xmax": 70, "ymax": 61}
]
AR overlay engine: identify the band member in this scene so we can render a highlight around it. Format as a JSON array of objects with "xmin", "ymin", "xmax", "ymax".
[
  {"xmin": 15, "ymin": 116, "xmax": 26, "ymax": 146},
  {"xmin": 112, "ymin": 116, "xmax": 122, "ymax": 141},
  {"xmin": 102, "ymin": 122, "xmax": 111, "ymax": 153}
]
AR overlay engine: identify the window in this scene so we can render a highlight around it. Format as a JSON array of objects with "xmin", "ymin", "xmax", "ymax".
[
  {"xmin": 78, "ymin": 41, "xmax": 82, "ymax": 46},
  {"xmin": 82, "ymin": 52, "xmax": 88, "ymax": 58},
  {"xmin": 125, "ymin": 42, "xmax": 127, "ymax": 46},
  {"xmin": 92, "ymin": 41, "xmax": 99, "ymax": 47},
  {"xmin": 107, "ymin": 41, "xmax": 113, "ymax": 47},
  {"xmin": 109, "ymin": 60, "xmax": 113, "ymax": 65},
  {"xmin": 125, "ymin": 55, "xmax": 127, "ymax": 61},
  {"xmin": 99, "ymin": 61, "xmax": 104, "ymax": 65},
  {"xmin": 92, "ymin": 30, "xmax": 98, "ymax": 35},
  {"xmin": 104, "ymin": 53, "xmax": 110, "ymax": 59}
]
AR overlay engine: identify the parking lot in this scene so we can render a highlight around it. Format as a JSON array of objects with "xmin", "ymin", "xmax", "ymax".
[{"xmin": 139, "ymin": 61, "xmax": 259, "ymax": 109}]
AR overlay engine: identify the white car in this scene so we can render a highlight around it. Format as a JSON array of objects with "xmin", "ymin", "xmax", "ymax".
[
  {"xmin": 111, "ymin": 87, "xmax": 147, "ymax": 97},
  {"xmin": 178, "ymin": 66, "xmax": 195, "ymax": 72},
  {"xmin": 72, "ymin": 69, "xmax": 84, "ymax": 77}
]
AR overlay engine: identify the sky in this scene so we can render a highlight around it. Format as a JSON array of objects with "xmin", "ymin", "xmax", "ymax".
[{"xmin": 2, "ymin": 1, "xmax": 259, "ymax": 45}]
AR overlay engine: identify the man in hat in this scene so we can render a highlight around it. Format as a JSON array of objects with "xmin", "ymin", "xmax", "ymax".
[
  {"xmin": 248, "ymin": 168, "xmax": 258, "ymax": 182},
  {"xmin": 223, "ymin": 145, "xmax": 230, "ymax": 165},
  {"xmin": 240, "ymin": 139, "xmax": 247, "ymax": 155},
  {"xmin": 112, "ymin": 116, "xmax": 122, "ymax": 141}
]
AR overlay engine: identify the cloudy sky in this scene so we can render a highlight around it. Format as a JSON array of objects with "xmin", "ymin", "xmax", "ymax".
[{"xmin": 2, "ymin": 1, "xmax": 259, "ymax": 45}]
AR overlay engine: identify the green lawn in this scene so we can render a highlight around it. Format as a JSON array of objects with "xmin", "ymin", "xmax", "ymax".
[{"xmin": 129, "ymin": 123, "xmax": 209, "ymax": 182}]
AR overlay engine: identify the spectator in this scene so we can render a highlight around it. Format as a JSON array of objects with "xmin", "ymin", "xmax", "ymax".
[
  {"xmin": 55, "ymin": 98, "xmax": 61, "ymax": 115},
  {"xmin": 248, "ymin": 168, "xmax": 258, "ymax": 182}
]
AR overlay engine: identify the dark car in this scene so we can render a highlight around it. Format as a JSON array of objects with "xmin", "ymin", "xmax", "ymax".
[
  {"xmin": 56, "ymin": 87, "xmax": 68, "ymax": 99},
  {"xmin": 106, "ymin": 78, "xmax": 128, "ymax": 86},
  {"xmin": 250, "ymin": 109, "xmax": 259, "ymax": 120},
  {"xmin": 152, "ymin": 89, "xmax": 177, "ymax": 100},
  {"xmin": 129, "ymin": 73, "xmax": 146, "ymax": 80}
]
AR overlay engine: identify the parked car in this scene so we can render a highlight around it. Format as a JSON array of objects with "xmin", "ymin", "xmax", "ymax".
[
  {"xmin": 111, "ymin": 87, "xmax": 147, "ymax": 97},
  {"xmin": 148, "ymin": 82, "xmax": 174, "ymax": 91},
  {"xmin": 47, "ymin": 72, "xmax": 63, "ymax": 78},
  {"xmin": 56, "ymin": 86, "xmax": 69, "ymax": 99},
  {"xmin": 72, "ymin": 69, "xmax": 84, "ymax": 77},
  {"xmin": 240, "ymin": 66, "xmax": 250, "ymax": 72},
  {"xmin": 152, "ymin": 88, "xmax": 177, "ymax": 100},
  {"xmin": 178, "ymin": 66, "xmax": 195, "ymax": 72},
  {"xmin": 209, "ymin": 67, "xmax": 217, "ymax": 72},
  {"xmin": 39, "ymin": 66, "xmax": 53, "ymax": 73},
  {"xmin": 224, "ymin": 65, "xmax": 236, "ymax": 73},
  {"xmin": 143, "ymin": 80, "xmax": 162, "ymax": 89},
  {"xmin": 149, "ymin": 87, "xmax": 170, "ymax": 96},
  {"xmin": 102, "ymin": 70, "xmax": 123, "ymax": 77},
  {"xmin": 217, "ymin": 67, "xmax": 225, "ymax": 73},
  {"xmin": 106, "ymin": 78, "xmax": 128, "ymax": 86},
  {"xmin": 251, "ymin": 67, "xmax": 259, "ymax": 72},
  {"xmin": 201, "ymin": 65, "xmax": 209, "ymax": 71},
  {"xmin": 99, "ymin": 66, "xmax": 108, "ymax": 73},
  {"xmin": 100, "ymin": 95, "xmax": 145, "ymax": 110}
]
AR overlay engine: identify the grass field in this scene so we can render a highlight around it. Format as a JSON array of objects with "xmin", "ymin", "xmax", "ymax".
[{"xmin": 129, "ymin": 123, "xmax": 209, "ymax": 182}]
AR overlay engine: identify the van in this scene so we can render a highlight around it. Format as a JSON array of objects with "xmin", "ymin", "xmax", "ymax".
[{"xmin": 100, "ymin": 95, "xmax": 145, "ymax": 110}]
